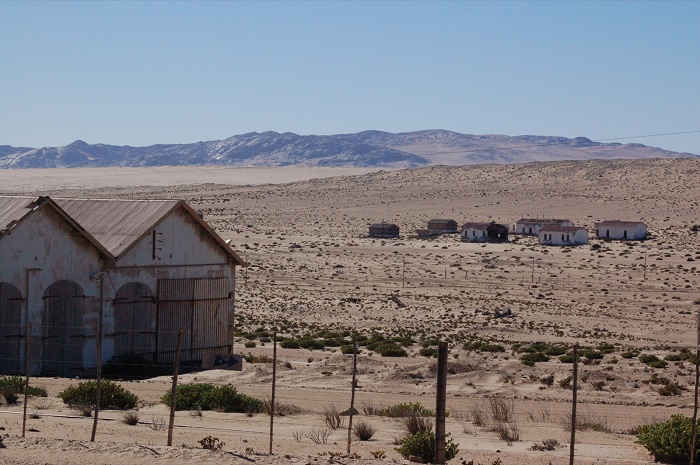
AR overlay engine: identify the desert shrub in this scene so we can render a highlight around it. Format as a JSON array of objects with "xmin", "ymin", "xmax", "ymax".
[
  {"xmin": 379, "ymin": 402, "xmax": 433, "ymax": 417},
  {"xmin": 279, "ymin": 338, "xmax": 300, "ymax": 349},
  {"xmin": 161, "ymin": 383, "xmax": 262, "ymax": 413},
  {"xmin": 558, "ymin": 375, "xmax": 573, "ymax": 389},
  {"xmin": 401, "ymin": 413, "xmax": 433, "ymax": 435},
  {"xmin": 620, "ymin": 351, "xmax": 637, "ymax": 359},
  {"xmin": 58, "ymin": 380, "xmax": 138, "ymax": 410},
  {"xmin": 297, "ymin": 337, "xmax": 326, "ymax": 350},
  {"xmin": 581, "ymin": 349, "xmax": 604, "ymax": 360},
  {"xmin": 0, "ymin": 376, "xmax": 46, "ymax": 400},
  {"xmin": 395, "ymin": 431, "xmax": 458, "ymax": 463},
  {"xmin": 419, "ymin": 347, "xmax": 438, "ymax": 358},
  {"xmin": 639, "ymin": 354, "xmax": 668, "ymax": 368},
  {"xmin": 540, "ymin": 374, "xmax": 554, "ymax": 387},
  {"xmin": 543, "ymin": 345, "xmax": 567, "ymax": 356},
  {"xmin": 122, "ymin": 410, "xmax": 140, "ymax": 425},
  {"xmin": 199, "ymin": 435, "xmax": 225, "ymax": 450},
  {"xmin": 489, "ymin": 397, "xmax": 515, "ymax": 424},
  {"xmin": 494, "ymin": 421, "xmax": 520, "ymax": 445},
  {"xmin": 597, "ymin": 342, "xmax": 617, "ymax": 354},
  {"xmin": 636, "ymin": 415, "xmax": 699, "ymax": 464},
  {"xmin": 353, "ymin": 420, "xmax": 376, "ymax": 441},
  {"xmin": 519, "ymin": 352, "xmax": 549, "ymax": 366},
  {"xmin": 1, "ymin": 387, "xmax": 20, "ymax": 405},
  {"xmin": 664, "ymin": 354, "xmax": 682, "ymax": 362},
  {"xmin": 375, "ymin": 343, "xmax": 407, "ymax": 357},
  {"xmin": 559, "ymin": 353, "xmax": 575, "ymax": 363},
  {"xmin": 340, "ymin": 345, "xmax": 359, "ymax": 355},
  {"xmin": 244, "ymin": 341, "xmax": 256, "ymax": 348},
  {"xmin": 658, "ymin": 382, "xmax": 684, "ymax": 396},
  {"xmin": 323, "ymin": 406, "xmax": 344, "ymax": 430}
]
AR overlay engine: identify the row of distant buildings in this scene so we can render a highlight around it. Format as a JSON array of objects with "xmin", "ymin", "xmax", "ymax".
[{"xmin": 368, "ymin": 218, "xmax": 648, "ymax": 246}]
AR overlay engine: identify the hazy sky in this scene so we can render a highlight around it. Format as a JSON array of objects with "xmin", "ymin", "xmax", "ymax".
[{"xmin": 1, "ymin": 1, "xmax": 698, "ymax": 154}]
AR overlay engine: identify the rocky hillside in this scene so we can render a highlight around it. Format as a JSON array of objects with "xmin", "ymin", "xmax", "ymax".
[{"xmin": 0, "ymin": 130, "xmax": 695, "ymax": 168}]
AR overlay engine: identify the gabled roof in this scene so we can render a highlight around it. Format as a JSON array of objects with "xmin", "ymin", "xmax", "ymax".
[
  {"xmin": 0, "ymin": 196, "xmax": 114, "ymax": 261},
  {"xmin": 595, "ymin": 220, "xmax": 646, "ymax": 228},
  {"xmin": 539, "ymin": 225, "xmax": 587, "ymax": 233},
  {"xmin": 461, "ymin": 222, "xmax": 492, "ymax": 230},
  {"xmin": 516, "ymin": 218, "xmax": 570, "ymax": 225},
  {"xmin": 428, "ymin": 219, "xmax": 457, "ymax": 224},
  {"xmin": 0, "ymin": 196, "xmax": 245, "ymax": 266},
  {"xmin": 370, "ymin": 222, "xmax": 399, "ymax": 229}
]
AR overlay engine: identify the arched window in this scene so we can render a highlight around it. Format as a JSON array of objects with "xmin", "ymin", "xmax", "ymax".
[
  {"xmin": 0, "ymin": 283, "xmax": 23, "ymax": 374},
  {"xmin": 43, "ymin": 280, "xmax": 84, "ymax": 375},
  {"xmin": 114, "ymin": 283, "xmax": 155, "ymax": 361}
]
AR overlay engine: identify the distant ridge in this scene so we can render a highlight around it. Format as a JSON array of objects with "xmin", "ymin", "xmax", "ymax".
[{"xmin": 0, "ymin": 130, "xmax": 696, "ymax": 169}]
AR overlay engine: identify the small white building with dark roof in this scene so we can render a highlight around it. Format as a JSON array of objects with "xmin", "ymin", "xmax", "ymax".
[
  {"xmin": 594, "ymin": 221, "xmax": 647, "ymax": 240},
  {"xmin": 539, "ymin": 225, "xmax": 589, "ymax": 246},
  {"xmin": 461, "ymin": 222, "xmax": 509, "ymax": 243},
  {"xmin": 514, "ymin": 218, "xmax": 573, "ymax": 236}
]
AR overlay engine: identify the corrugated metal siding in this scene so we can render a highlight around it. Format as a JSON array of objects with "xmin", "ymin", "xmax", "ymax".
[{"xmin": 156, "ymin": 278, "xmax": 229, "ymax": 364}]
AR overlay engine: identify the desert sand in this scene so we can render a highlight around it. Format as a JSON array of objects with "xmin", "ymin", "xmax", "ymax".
[{"xmin": 1, "ymin": 158, "xmax": 699, "ymax": 465}]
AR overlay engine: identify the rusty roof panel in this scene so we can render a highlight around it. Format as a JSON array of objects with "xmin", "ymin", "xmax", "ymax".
[{"xmin": 53, "ymin": 198, "xmax": 179, "ymax": 257}]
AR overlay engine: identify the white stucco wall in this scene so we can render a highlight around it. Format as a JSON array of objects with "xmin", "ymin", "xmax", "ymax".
[
  {"xmin": 539, "ymin": 229, "xmax": 589, "ymax": 246},
  {"xmin": 595, "ymin": 224, "xmax": 647, "ymax": 240},
  {"xmin": 0, "ymin": 205, "xmax": 105, "ymax": 374}
]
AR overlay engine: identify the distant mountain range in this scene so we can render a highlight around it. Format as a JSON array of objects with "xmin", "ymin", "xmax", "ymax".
[{"xmin": 0, "ymin": 130, "xmax": 696, "ymax": 169}]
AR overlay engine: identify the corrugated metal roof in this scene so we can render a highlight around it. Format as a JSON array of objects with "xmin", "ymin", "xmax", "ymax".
[
  {"xmin": 0, "ymin": 196, "xmax": 36, "ymax": 233},
  {"xmin": 539, "ymin": 225, "xmax": 587, "ymax": 233},
  {"xmin": 516, "ymin": 218, "xmax": 571, "ymax": 224},
  {"xmin": 428, "ymin": 219, "xmax": 457, "ymax": 224},
  {"xmin": 595, "ymin": 220, "xmax": 645, "ymax": 228},
  {"xmin": 461, "ymin": 222, "xmax": 492, "ymax": 229},
  {"xmin": 53, "ymin": 198, "xmax": 180, "ymax": 257}
]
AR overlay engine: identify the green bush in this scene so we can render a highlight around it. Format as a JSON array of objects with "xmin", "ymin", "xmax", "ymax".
[
  {"xmin": 636, "ymin": 415, "xmax": 699, "ymax": 463},
  {"xmin": 378, "ymin": 402, "xmax": 433, "ymax": 418},
  {"xmin": 559, "ymin": 354, "xmax": 575, "ymax": 363},
  {"xmin": 279, "ymin": 338, "xmax": 300, "ymax": 349},
  {"xmin": 0, "ymin": 376, "xmax": 47, "ymax": 399},
  {"xmin": 375, "ymin": 343, "xmax": 407, "ymax": 357},
  {"xmin": 395, "ymin": 431, "xmax": 458, "ymax": 462},
  {"xmin": 58, "ymin": 380, "xmax": 138, "ymax": 410},
  {"xmin": 519, "ymin": 352, "xmax": 549, "ymax": 366},
  {"xmin": 418, "ymin": 347, "xmax": 438, "ymax": 358},
  {"xmin": 340, "ymin": 345, "xmax": 360, "ymax": 355},
  {"xmin": 161, "ymin": 383, "xmax": 262, "ymax": 413}
]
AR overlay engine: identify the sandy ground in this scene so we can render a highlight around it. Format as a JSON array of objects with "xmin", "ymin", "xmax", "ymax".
[{"xmin": 2, "ymin": 158, "xmax": 700, "ymax": 464}]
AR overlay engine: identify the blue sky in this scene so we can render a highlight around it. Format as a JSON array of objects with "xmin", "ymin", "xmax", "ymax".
[{"xmin": 1, "ymin": 1, "xmax": 698, "ymax": 154}]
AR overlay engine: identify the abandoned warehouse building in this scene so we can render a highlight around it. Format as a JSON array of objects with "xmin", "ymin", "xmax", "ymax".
[{"xmin": 0, "ymin": 196, "xmax": 245, "ymax": 376}]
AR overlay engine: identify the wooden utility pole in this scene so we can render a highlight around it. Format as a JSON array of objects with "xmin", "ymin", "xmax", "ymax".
[
  {"xmin": 22, "ymin": 324, "xmax": 32, "ymax": 438},
  {"xmin": 91, "ymin": 324, "xmax": 102, "ymax": 442},
  {"xmin": 570, "ymin": 343, "xmax": 579, "ymax": 465},
  {"xmin": 167, "ymin": 329, "xmax": 184, "ymax": 446},
  {"xmin": 347, "ymin": 336, "xmax": 358, "ymax": 455},
  {"xmin": 532, "ymin": 257, "xmax": 535, "ymax": 283},
  {"xmin": 435, "ymin": 342, "xmax": 448, "ymax": 464},
  {"xmin": 643, "ymin": 253, "xmax": 648, "ymax": 281},
  {"xmin": 690, "ymin": 312, "xmax": 700, "ymax": 465},
  {"xmin": 269, "ymin": 331, "xmax": 277, "ymax": 455}
]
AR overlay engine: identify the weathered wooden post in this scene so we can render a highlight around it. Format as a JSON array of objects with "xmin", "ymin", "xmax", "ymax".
[
  {"xmin": 91, "ymin": 324, "xmax": 102, "ymax": 442},
  {"xmin": 269, "ymin": 330, "xmax": 277, "ymax": 455},
  {"xmin": 21, "ymin": 323, "xmax": 32, "ymax": 438},
  {"xmin": 570, "ymin": 343, "xmax": 579, "ymax": 465},
  {"xmin": 690, "ymin": 312, "xmax": 700, "ymax": 465},
  {"xmin": 167, "ymin": 328, "xmax": 184, "ymax": 446},
  {"xmin": 347, "ymin": 336, "xmax": 358, "ymax": 455},
  {"xmin": 435, "ymin": 341, "xmax": 448, "ymax": 464}
]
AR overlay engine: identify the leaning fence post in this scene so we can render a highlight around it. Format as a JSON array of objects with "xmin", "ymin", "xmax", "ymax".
[
  {"xmin": 167, "ymin": 328, "xmax": 184, "ymax": 446},
  {"xmin": 22, "ymin": 323, "xmax": 32, "ymax": 438}
]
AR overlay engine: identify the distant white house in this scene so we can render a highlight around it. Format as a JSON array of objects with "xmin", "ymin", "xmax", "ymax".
[
  {"xmin": 461, "ymin": 222, "xmax": 509, "ymax": 243},
  {"xmin": 514, "ymin": 218, "xmax": 573, "ymax": 236},
  {"xmin": 594, "ymin": 221, "xmax": 647, "ymax": 240},
  {"xmin": 539, "ymin": 226, "xmax": 589, "ymax": 246}
]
